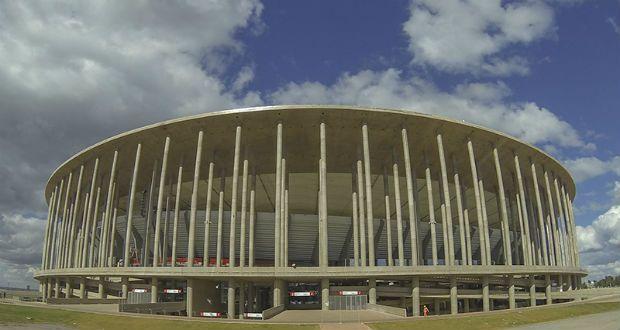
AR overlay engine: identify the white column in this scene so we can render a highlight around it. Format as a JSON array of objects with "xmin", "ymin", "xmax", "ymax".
[
  {"xmin": 42, "ymin": 187, "xmax": 58, "ymax": 270},
  {"xmin": 544, "ymin": 170, "xmax": 560, "ymax": 266},
  {"xmin": 425, "ymin": 155, "xmax": 438, "ymax": 266},
  {"xmin": 530, "ymin": 161, "xmax": 549, "ymax": 266},
  {"xmin": 467, "ymin": 140, "xmax": 487, "ymax": 265},
  {"xmin": 203, "ymin": 161, "xmax": 215, "ymax": 267},
  {"xmin": 59, "ymin": 172, "xmax": 73, "ymax": 268},
  {"xmin": 171, "ymin": 161, "xmax": 183, "ymax": 267},
  {"xmin": 492, "ymin": 147, "xmax": 512, "ymax": 266},
  {"xmin": 436, "ymin": 133, "xmax": 454, "ymax": 266},
  {"xmin": 452, "ymin": 157, "xmax": 467, "ymax": 265},
  {"xmin": 240, "ymin": 158, "xmax": 249, "ymax": 267},
  {"xmin": 274, "ymin": 122, "xmax": 282, "ymax": 267},
  {"xmin": 402, "ymin": 128, "xmax": 419, "ymax": 266},
  {"xmin": 249, "ymin": 169, "xmax": 256, "ymax": 267},
  {"xmin": 100, "ymin": 150, "xmax": 119, "ymax": 267},
  {"xmin": 67, "ymin": 165, "xmax": 84, "ymax": 268},
  {"xmin": 356, "ymin": 159, "xmax": 367, "ymax": 267},
  {"xmin": 362, "ymin": 123, "xmax": 375, "ymax": 266},
  {"xmin": 352, "ymin": 168, "xmax": 360, "ymax": 267},
  {"xmin": 81, "ymin": 159, "xmax": 99, "ymax": 268},
  {"xmin": 143, "ymin": 160, "xmax": 158, "ymax": 266},
  {"xmin": 216, "ymin": 168, "xmax": 225, "ymax": 267},
  {"xmin": 88, "ymin": 186, "xmax": 101, "ymax": 267},
  {"xmin": 514, "ymin": 154, "xmax": 533, "ymax": 266},
  {"xmin": 392, "ymin": 156, "xmax": 405, "ymax": 266},
  {"xmin": 383, "ymin": 167, "xmax": 393, "ymax": 266},
  {"xmin": 320, "ymin": 122, "xmax": 328, "ymax": 267},
  {"xmin": 229, "ymin": 126, "xmax": 242, "ymax": 268},
  {"xmin": 124, "ymin": 144, "xmax": 141, "ymax": 267},
  {"xmin": 153, "ymin": 137, "xmax": 171, "ymax": 267},
  {"xmin": 188, "ymin": 131, "xmax": 204, "ymax": 267}
]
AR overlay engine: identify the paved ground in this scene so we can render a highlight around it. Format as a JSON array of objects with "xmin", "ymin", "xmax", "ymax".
[
  {"xmin": 511, "ymin": 309, "xmax": 620, "ymax": 330},
  {"xmin": 270, "ymin": 310, "xmax": 400, "ymax": 323}
]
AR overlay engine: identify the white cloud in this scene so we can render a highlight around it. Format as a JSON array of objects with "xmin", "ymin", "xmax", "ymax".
[
  {"xmin": 608, "ymin": 17, "xmax": 620, "ymax": 35},
  {"xmin": 563, "ymin": 156, "xmax": 620, "ymax": 183},
  {"xmin": 0, "ymin": 0, "xmax": 264, "ymax": 271},
  {"xmin": 403, "ymin": 0, "xmax": 554, "ymax": 75},
  {"xmin": 577, "ymin": 205, "xmax": 620, "ymax": 278},
  {"xmin": 269, "ymin": 68, "xmax": 588, "ymax": 149}
]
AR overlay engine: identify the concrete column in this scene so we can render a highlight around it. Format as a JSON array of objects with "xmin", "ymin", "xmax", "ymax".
[
  {"xmin": 121, "ymin": 277, "xmax": 128, "ymax": 299},
  {"xmin": 123, "ymin": 145, "xmax": 141, "ymax": 267},
  {"xmin": 247, "ymin": 283, "xmax": 255, "ymax": 312},
  {"xmin": 434, "ymin": 298, "xmax": 441, "ymax": 315},
  {"xmin": 482, "ymin": 276, "xmax": 490, "ymax": 312},
  {"xmin": 352, "ymin": 169, "xmax": 360, "ymax": 267},
  {"xmin": 50, "ymin": 179, "xmax": 65, "ymax": 269},
  {"xmin": 437, "ymin": 133, "xmax": 454, "ymax": 266},
  {"xmin": 142, "ymin": 160, "xmax": 158, "ymax": 267},
  {"xmin": 188, "ymin": 131, "xmax": 204, "ymax": 267},
  {"xmin": 186, "ymin": 278, "xmax": 194, "ymax": 317},
  {"xmin": 493, "ymin": 147, "xmax": 512, "ymax": 266},
  {"xmin": 545, "ymin": 274, "xmax": 552, "ymax": 305},
  {"xmin": 75, "ymin": 193, "xmax": 89, "ymax": 268},
  {"xmin": 452, "ymin": 157, "xmax": 467, "ymax": 265},
  {"xmin": 161, "ymin": 193, "xmax": 170, "ymax": 265},
  {"xmin": 402, "ymin": 128, "xmax": 419, "ymax": 265},
  {"xmin": 249, "ymin": 170, "xmax": 256, "ymax": 267},
  {"xmin": 59, "ymin": 172, "xmax": 73, "ymax": 269},
  {"xmin": 171, "ymin": 162, "xmax": 183, "ymax": 267},
  {"xmin": 81, "ymin": 159, "xmax": 99, "ymax": 268},
  {"xmin": 425, "ymin": 155, "xmax": 438, "ymax": 265},
  {"xmin": 273, "ymin": 279, "xmax": 281, "ymax": 307},
  {"xmin": 368, "ymin": 278, "xmax": 377, "ymax": 304},
  {"xmin": 321, "ymin": 278, "xmax": 329, "ymax": 310},
  {"xmin": 46, "ymin": 278, "xmax": 53, "ymax": 300},
  {"xmin": 240, "ymin": 159, "xmax": 249, "ymax": 267},
  {"xmin": 514, "ymin": 154, "xmax": 533, "ymax": 266},
  {"xmin": 100, "ymin": 151, "xmax": 118, "ymax": 267},
  {"xmin": 464, "ymin": 208, "xmax": 473, "ymax": 265},
  {"xmin": 478, "ymin": 179, "xmax": 491, "ymax": 264},
  {"xmin": 42, "ymin": 188, "xmax": 58, "ymax": 270},
  {"xmin": 508, "ymin": 275, "xmax": 515, "ymax": 309},
  {"xmin": 88, "ymin": 187, "xmax": 101, "ymax": 267},
  {"xmin": 151, "ymin": 277, "xmax": 158, "ymax": 303},
  {"xmin": 411, "ymin": 277, "xmax": 420, "ymax": 316},
  {"xmin": 464, "ymin": 298, "xmax": 470, "ymax": 313},
  {"xmin": 356, "ymin": 159, "xmax": 367, "ymax": 266},
  {"xmin": 216, "ymin": 169, "xmax": 225, "ymax": 267},
  {"xmin": 238, "ymin": 281, "xmax": 245, "ymax": 319},
  {"xmin": 153, "ymin": 137, "xmax": 171, "ymax": 267},
  {"xmin": 65, "ymin": 278, "xmax": 72, "ymax": 298},
  {"xmin": 274, "ymin": 122, "xmax": 282, "ymax": 268},
  {"xmin": 280, "ymin": 159, "xmax": 287, "ymax": 266},
  {"xmin": 203, "ymin": 161, "xmax": 214, "ymax": 267},
  {"xmin": 467, "ymin": 140, "xmax": 488, "ymax": 265},
  {"xmin": 67, "ymin": 165, "xmax": 84, "ymax": 268},
  {"xmin": 227, "ymin": 280, "xmax": 237, "ymax": 319},
  {"xmin": 383, "ymin": 167, "xmax": 393, "ymax": 266},
  {"xmin": 531, "ymin": 162, "xmax": 549, "ymax": 265},
  {"xmin": 553, "ymin": 178, "xmax": 568, "ymax": 267},
  {"xmin": 450, "ymin": 276, "xmax": 458, "ymax": 314},
  {"xmin": 54, "ymin": 279, "xmax": 60, "ymax": 298},
  {"xmin": 544, "ymin": 171, "xmax": 560, "ymax": 266},
  {"xmin": 108, "ymin": 200, "xmax": 118, "ymax": 266},
  {"xmin": 229, "ymin": 126, "xmax": 242, "ymax": 268},
  {"xmin": 561, "ymin": 188, "xmax": 576, "ymax": 267},
  {"xmin": 567, "ymin": 198, "xmax": 580, "ymax": 266},
  {"xmin": 392, "ymin": 158, "xmax": 405, "ymax": 266},
  {"xmin": 320, "ymin": 122, "xmax": 328, "ymax": 267},
  {"xmin": 362, "ymin": 124, "xmax": 375, "ymax": 266},
  {"xmin": 529, "ymin": 275, "xmax": 537, "ymax": 307},
  {"xmin": 98, "ymin": 277, "xmax": 106, "ymax": 299}
]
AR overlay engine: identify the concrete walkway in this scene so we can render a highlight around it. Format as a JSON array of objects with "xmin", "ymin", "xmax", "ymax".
[{"xmin": 270, "ymin": 310, "xmax": 401, "ymax": 323}]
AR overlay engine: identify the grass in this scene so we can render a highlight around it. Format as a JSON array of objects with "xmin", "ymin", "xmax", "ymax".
[
  {"xmin": 0, "ymin": 303, "xmax": 317, "ymax": 330},
  {"xmin": 369, "ymin": 301, "xmax": 620, "ymax": 330}
]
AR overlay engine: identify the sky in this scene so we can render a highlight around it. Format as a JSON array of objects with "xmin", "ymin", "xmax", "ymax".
[{"xmin": 0, "ymin": 0, "xmax": 619, "ymax": 288}]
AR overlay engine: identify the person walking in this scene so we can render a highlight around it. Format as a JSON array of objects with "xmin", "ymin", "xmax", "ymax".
[{"xmin": 423, "ymin": 305, "xmax": 430, "ymax": 316}]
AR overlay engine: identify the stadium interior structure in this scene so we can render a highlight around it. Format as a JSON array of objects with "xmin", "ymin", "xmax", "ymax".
[{"xmin": 35, "ymin": 105, "xmax": 586, "ymax": 319}]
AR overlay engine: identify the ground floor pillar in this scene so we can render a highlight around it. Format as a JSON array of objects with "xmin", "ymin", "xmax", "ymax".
[
  {"xmin": 79, "ymin": 278, "xmax": 86, "ymax": 299},
  {"xmin": 321, "ymin": 278, "xmax": 329, "ymax": 310},
  {"xmin": 65, "ymin": 278, "xmax": 72, "ymax": 298},
  {"xmin": 228, "ymin": 280, "xmax": 236, "ymax": 319},
  {"xmin": 238, "ymin": 281, "xmax": 246, "ymax": 319},
  {"xmin": 368, "ymin": 278, "xmax": 377, "ymax": 305},
  {"xmin": 545, "ymin": 274, "xmax": 552, "ymax": 305},
  {"xmin": 450, "ymin": 276, "xmax": 458, "ymax": 315},
  {"xmin": 482, "ymin": 276, "xmax": 490, "ymax": 312},
  {"xmin": 98, "ymin": 277, "xmax": 106, "ymax": 299},
  {"xmin": 46, "ymin": 278, "xmax": 52, "ymax": 300},
  {"xmin": 186, "ymin": 278, "xmax": 194, "ymax": 317},
  {"xmin": 247, "ymin": 283, "xmax": 255, "ymax": 311},
  {"xmin": 463, "ymin": 298, "xmax": 470, "ymax": 312},
  {"xmin": 411, "ymin": 277, "xmax": 420, "ymax": 316},
  {"xmin": 508, "ymin": 275, "xmax": 515, "ymax": 309},
  {"xmin": 54, "ymin": 279, "xmax": 60, "ymax": 298},
  {"xmin": 121, "ymin": 277, "xmax": 128, "ymax": 299},
  {"xmin": 151, "ymin": 277, "xmax": 158, "ymax": 303},
  {"xmin": 529, "ymin": 275, "xmax": 536, "ymax": 307}
]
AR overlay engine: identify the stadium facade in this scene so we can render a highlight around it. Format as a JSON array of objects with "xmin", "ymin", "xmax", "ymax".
[{"xmin": 34, "ymin": 105, "xmax": 585, "ymax": 319}]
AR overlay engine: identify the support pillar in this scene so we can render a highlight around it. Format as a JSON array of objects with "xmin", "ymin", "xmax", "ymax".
[
  {"xmin": 79, "ymin": 278, "xmax": 86, "ymax": 299},
  {"xmin": 228, "ymin": 280, "xmax": 236, "ymax": 319},
  {"xmin": 238, "ymin": 281, "xmax": 245, "ymax": 319},
  {"xmin": 464, "ymin": 298, "xmax": 470, "ymax": 313},
  {"xmin": 402, "ymin": 128, "xmax": 419, "ymax": 265},
  {"xmin": 151, "ymin": 277, "xmax": 158, "ymax": 303},
  {"xmin": 98, "ymin": 277, "xmax": 106, "ymax": 299},
  {"xmin": 229, "ymin": 127, "xmax": 241, "ymax": 268},
  {"xmin": 65, "ymin": 278, "xmax": 72, "ymax": 298},
  {"xmin": 171, "ymin": 162, "xmax": 183, "ymax": 267},
  {"xmin": 368, "ymin": 278, "xmax": 377, "ymax": 304},
  {"xmin": 188, "ymin": 131, "xmax": 204, "ymax": 267},
  {"xmin": 508, "ymin": 275, "xmax": 515, "ymax": 309},
  {"xmin": 482, "ymin": 276, "xmax": 489, "ymax": 312},
  {"xmin": 121, "ymin": 277, "xmax": 128, "ymax": 299},
  {"xmin": 529, "ymin": 275, "xmax": 536, "ymax": 307},
  {"xmin": 321, "ymin": 278, "xmax": 330, "ymax": 310},
  {"xmin": 186, "ymin": 278, "xmax": 194, "ymax": 317},
  {"xmin": 411, "ymin": 277, "xmax": 420, "ymax": 316},
  {"xmin": 54, "ymin": 279, "xmax": 60, "ymax": 298},
  {"xmin": 545, "ymin": 274, "xmax": 552, "ymax": 305},
  {"xmin": 362, "ymin": 124, "xmax": 375, "ymax": 266},
  {"xmin": 450, "ymin": 276, "xmax": 458, "ymax": 315}
]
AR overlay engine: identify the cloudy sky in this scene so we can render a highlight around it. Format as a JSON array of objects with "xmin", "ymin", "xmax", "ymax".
[{"xmin": 0, "ymin": 0, "xmax": 619, "ymax": 288}]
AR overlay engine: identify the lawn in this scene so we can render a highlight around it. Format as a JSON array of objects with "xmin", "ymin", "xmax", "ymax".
[
  {"xmin": 369, "ymin": 301, "xmax": 620, "ymax": 330},
  {"xmin": 0, "ymin": 303, "xmax": 317, "ymax": 330}
]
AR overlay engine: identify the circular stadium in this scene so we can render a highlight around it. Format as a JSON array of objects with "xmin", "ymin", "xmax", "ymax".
[{"xmin": 34, "ymin": 105, "xmax": 585, "ymax": 319}]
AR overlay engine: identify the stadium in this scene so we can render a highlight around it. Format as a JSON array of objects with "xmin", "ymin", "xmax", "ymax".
[{"xmin": 34, "ymin": 105, "xmax": 585, "ymax": 319}]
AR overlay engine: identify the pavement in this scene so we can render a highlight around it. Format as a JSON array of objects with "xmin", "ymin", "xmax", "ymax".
[{"xmin": 269, "ymin": 309, "xmax": 401, "ymax": 323}]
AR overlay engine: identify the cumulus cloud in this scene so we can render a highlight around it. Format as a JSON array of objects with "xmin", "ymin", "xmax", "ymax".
[
  {"xmin": 0, "ymin": 0, "xmax": 263, "ymax": 288},
  {"xmin": 403, "ymin": 0, "xmax": 555, "ymax": 75},
  {"xmin": 563, "ymin": 156, "xmax": 620, "ymax": 183},
  {"xmin": 269, "ymin": 68, "xmax": 588, "ymax": 149},
  {"xmin": 577, "ymin": 205, "xmax": 620, "ymax": 278}
]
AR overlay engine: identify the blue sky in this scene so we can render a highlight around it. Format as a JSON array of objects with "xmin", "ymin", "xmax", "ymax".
[{"xmin": 0, "ymin": 0, "xmax": 619, "ymax": 287}]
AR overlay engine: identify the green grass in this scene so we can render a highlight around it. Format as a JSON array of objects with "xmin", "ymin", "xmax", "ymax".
[
  {"xmin": 0, "ymin": 303, "xmax": 317, "ymax": 330},
  {"xmin": 369, "ymin": 302, "xmax": 620, "ymax": 330}
]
